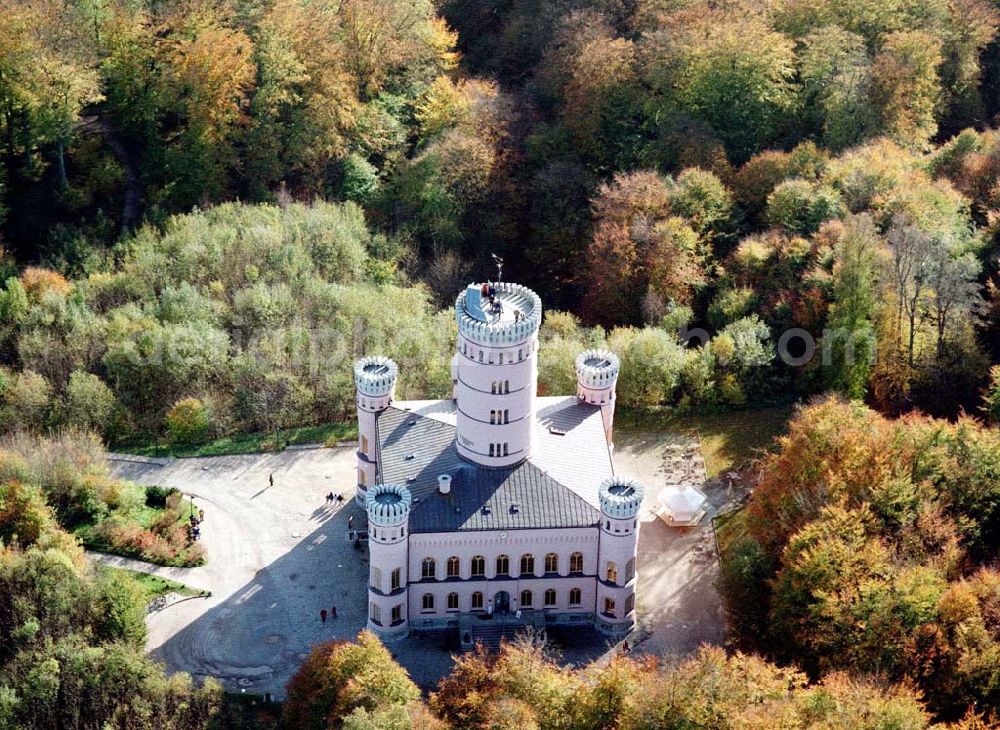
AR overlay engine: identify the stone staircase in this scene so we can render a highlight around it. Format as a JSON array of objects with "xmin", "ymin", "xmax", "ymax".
[{"xmin": 460, "ymin": 613, "xmax": 547, "ymax": 652}]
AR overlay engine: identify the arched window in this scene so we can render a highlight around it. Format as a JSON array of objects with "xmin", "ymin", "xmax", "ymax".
[
  {"xmin": 471, "ymin": 591, "xmax": 484, "ymax": 610},
  {"xmin": 370, "ymin": 567, "xmax": 381, "ymax": 591},
  {"xmin": 358, "ymin": 468, "xmax": 367, "ymax": 486},
  {"xmin": 489, "ymin": 444, "xmax": 495, "ymax": 457},
  {"xmin": 544, "ymin": 589, "xmax": 557, "ymax": 607},
  {"xmin": 569, "ymin": 588, "xmax": 582, "ymax": 606},
  {"xmin": 520, "ymin": 590, "xmax": 533, "ymax": 607},
  {"xmin": 502, "ymin": 443, "xmax": 509, "ymax": 456},
  {"xmin": 422, "ymin": 557, "xmax": 436, "ymax": 580},
  {"xmin": 570, "ymin": 552, "xmax": 584, "ymax": 574},
  {"xmin": 422, "ymin": 593, "xmax": 434, "ymax": 611},
  {"xmin": 447, "ymin": 592, "xmax": 459, "ymax": 610},
  {"xmin": 447, "ymin": 556, "xmax": 460, "ymax": 578},
  {"xmin": 544, "ymin": 553, "xmax": 559, "ymax": 573},
  {"xmin": 606, "ymin": 561, "xmax": 618, "ymax": 584},
  {"xmin": 491, "ymin": 381, "xmax": 498, "ymax": 394},
  {"xmin": 496, "ymin": 554, "xmax": 510, "ymax": 576},
  {"xmin": 471, "ymin": 555, "xmax": 485, "ymax": 577},
  {"xmin": 625, "ymin": 557, "xmax": 636, "ymax": 582},
  {"xmin": 391, "ymin": 568, "xmax": 401, "ymax": 591},
  {"xmin": 603, "ymin": 597, "xmax": 615, "ymax": 617},
  {"xmin": 519, "ymin": 554, "xmax": 534, "ymax": 576},
  {"xmin": 360, "ymin": 434, "xmax": 368, "ymax": 454},
  {"xmin": 504, "ymin": 380, "xmax": 510, "ymax": 393}
]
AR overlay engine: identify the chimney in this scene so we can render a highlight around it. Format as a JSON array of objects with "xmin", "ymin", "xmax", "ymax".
[{"xmin": 438, "ymin": 474, "xmax": 452, "ymax": 495}]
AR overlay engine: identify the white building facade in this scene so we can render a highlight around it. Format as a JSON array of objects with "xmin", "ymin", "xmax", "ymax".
[{"xmin": 356, "ymin": 282, "xmax": 642, "ymax": 641}]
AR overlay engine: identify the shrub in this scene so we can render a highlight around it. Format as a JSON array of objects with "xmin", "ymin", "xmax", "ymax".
[
  {"xmin": 19, "ymin": 267, "xmax": 71, "ymax": 301},
  {"xmin": 150, "ymin": 508, "xmax": 180, "ymax": 534},
  {"xmin": 165, "ymin": 397, "xmax": 211, "ymax": 444},
  {"xmin": 144, "ymin": 485, "xmax": 179, "ymax": 509}
]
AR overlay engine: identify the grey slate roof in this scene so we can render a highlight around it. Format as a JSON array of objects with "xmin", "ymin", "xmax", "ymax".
[{"xmin": 375, "ymin": 404, "xmax": 603, "ymax": 532}]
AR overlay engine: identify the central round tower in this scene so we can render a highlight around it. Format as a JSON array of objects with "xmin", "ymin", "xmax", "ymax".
[{"xmin": 454, "ymin": 282, "xmax": 542, "ymax": 467}]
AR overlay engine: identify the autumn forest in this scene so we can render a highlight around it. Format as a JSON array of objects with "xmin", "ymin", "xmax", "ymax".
[{"xmin": 4, "ymin": 0, "xmax": 1000, "ymax": 727}]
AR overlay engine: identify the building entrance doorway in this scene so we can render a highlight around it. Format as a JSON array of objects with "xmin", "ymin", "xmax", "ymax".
[{"xmin": 494, "ymin": 590, "xmax": 510, "ymax": 614}]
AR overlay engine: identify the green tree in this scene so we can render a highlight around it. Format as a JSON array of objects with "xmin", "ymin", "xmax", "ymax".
[
  {"xmin": 825, "ymin": 216, "xmax": 879, "ymax": 398},
  {"xmin": 871, "ymin": 31, "xmax": 943, "ymax": 148},
  {"xmin": 612, "ymin": 327, "xmax": 686, "ymax": 406},
  {"xmin": 0, "ymin": 371, "xmax": 52, "ymax": 432},
  {"xmin": 643, "ymin": 11, "xmax": 798, "ymax": 161},
  {"xmin": 798, "ymin": 26, "xmax": 875, "ymax": 150},
  {"xmin": 766, "ymin": 179, "xmax": 846, "ymax": 235},
  {"xmin": 61, "ymin": 371, "xmax": 116, "ymax": 435}
]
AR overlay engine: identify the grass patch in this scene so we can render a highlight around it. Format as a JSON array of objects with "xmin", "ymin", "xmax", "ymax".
[
  {"xmin": 116, "ymin": 421, "xmax": 357, "ymax": 458},
  {"xmin": 100, "ymin": 566, "xmax": 201, "ymax": 600},
  {"xmin": 617, "ymin": 403, "xmax": 795, "ymax": 476},
  {"xmin": 714, "ymin": 506, "xmax": 750, "ymax": 557}
]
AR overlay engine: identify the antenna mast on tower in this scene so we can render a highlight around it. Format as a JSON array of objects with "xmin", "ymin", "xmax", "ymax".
[{"xmin": 491, "ymin": 253, "xmax": 504, "ymax": 282}]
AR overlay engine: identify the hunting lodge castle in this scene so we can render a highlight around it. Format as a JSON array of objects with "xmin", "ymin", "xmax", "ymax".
[{"xmin": 354, "ymin": 281, "xmax": 643, "ymax": 641}]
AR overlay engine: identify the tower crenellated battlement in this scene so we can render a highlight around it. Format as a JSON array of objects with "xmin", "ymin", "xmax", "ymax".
[
  {"xmin": 576, "ymin": 350, "xmax": 620, "ymax": 393},
  {"xmin": 366, "ymin": 483, "xmax": 412, "ymax": 527},
  {"xmin": 455, "ymin": 282, "xmax": 542, "ymax": 346},
  {"xmin": 354, "ymin": 356, "xmax": 398, "ymax": 398},
  {"xmin": 599, "ymin": 477, "xmax": 644, "ymax": 520}
]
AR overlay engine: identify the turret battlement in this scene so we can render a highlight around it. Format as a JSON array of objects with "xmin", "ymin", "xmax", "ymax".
[
  {"xmin": 354, "ymin": 356, "xmax": 398, "ymax": 397},
  {"xmin": 599, "ymin": 478, "xmax": 644, "ymax": 519},
  {"xmin": 455, "ymin": 282, "xmax": 542, "ymax": 346},
  {"xmin": 576, "ymin": 350, "xmax": 620, "ymax": 393},
  {"xmin": 366, "ymin": 483, "xmax": 412, "ymax": 527}
]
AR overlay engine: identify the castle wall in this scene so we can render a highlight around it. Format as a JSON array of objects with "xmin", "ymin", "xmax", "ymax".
[{"xmin": 405, "ymin": 527, "xmax": 601, "ymax": 628}]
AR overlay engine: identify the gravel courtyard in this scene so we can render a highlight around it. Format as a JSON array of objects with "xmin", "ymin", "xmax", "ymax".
[{"xmin": 103, "ymin": 432, "xmax": 728, "ymax": 697}]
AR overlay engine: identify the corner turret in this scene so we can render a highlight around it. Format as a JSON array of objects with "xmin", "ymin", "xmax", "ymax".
[
  {"xmin": 365, "ymin": 484, "xmax": 411, "ymax": 640},
  {"xmin": 354, "ymin": 356, "xmax": 398, "ymax": 505},
  {"xmin": 576, "ymin": 349, "xmax": 620, "ymax": 448},
  {"xmin": 596, "ymin": 477, "xmax": 643, "ymax": 636}
]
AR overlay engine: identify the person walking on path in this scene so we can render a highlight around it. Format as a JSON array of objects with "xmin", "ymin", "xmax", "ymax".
[
  {"xmin": 320, "ymin": 609, "xmax": 327, "ymax": 624},
  {"xmin": 269, "ymin": 473, "xmax": 274, "ymax": 488},
  {"xmin": 330, "ymin": 605, "xmax": 337, "ymax": 618}
]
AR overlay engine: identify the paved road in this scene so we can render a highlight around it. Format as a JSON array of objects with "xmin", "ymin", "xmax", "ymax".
[
  {"xmin": 107, "ymin": 447, "xmax": 369, "ymax": 697},
  {"xmin": 105, "ymin": 433, "xmax": 728, "ymax": 697}
]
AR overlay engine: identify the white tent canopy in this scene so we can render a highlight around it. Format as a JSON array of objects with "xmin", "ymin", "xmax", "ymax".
[{"xmin": 656, "ymin": 484, "xmax": 708, "ymax": 526}]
